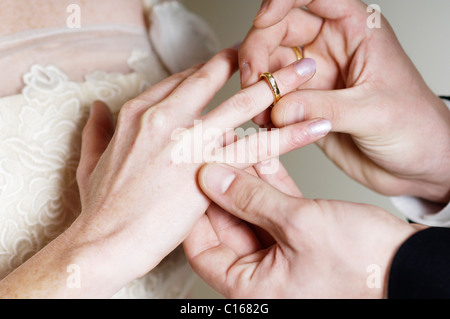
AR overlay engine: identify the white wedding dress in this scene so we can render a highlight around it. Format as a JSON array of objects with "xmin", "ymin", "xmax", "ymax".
[{"xmin": 0, "ymin": 0, "xmax": 220, "ymax": 298}]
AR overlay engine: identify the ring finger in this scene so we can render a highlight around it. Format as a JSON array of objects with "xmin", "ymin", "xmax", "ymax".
[{"xmin": 202, "ymin": 56, "xmax": 317, "ymax": 132}]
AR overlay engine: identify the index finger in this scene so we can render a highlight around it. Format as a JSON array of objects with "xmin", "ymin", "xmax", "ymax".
[{"xmin": 203, "ymin": 57, "xmax": 316, "ymax": 132}]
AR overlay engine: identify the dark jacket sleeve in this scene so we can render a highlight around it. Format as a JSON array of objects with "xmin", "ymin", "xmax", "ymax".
[{"xmin": 388, "ymin": 227, "xmax": 450, "ymax": 298}]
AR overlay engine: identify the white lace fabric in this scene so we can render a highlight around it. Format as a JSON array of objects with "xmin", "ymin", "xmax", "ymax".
[
  {"xmin": 0, "ymin": 25, "xmax": 153, "ymax": 98},
  {"xmin": 0, "ymin": 1, "xmax": 220, "ymax": 298}
]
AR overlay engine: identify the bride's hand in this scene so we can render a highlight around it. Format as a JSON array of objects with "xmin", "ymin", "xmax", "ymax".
[
  {"xmin": 0, "ymin": 48, "xmax": 329, "ymax": 298},
  {"xmin": 71, "ymin": 49, "xmax": 330, "ymax": 296}
]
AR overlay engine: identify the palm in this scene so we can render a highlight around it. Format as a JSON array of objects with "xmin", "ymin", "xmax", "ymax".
[{"xmin": 293, "ymin": 13, "xmax": 447, "ymax": 197}]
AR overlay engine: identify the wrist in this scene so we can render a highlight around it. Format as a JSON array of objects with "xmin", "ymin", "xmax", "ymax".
[
  {"xmin": 65, "ymin": 211, "xmax": 166, "ymax": 289},
  {"xmin": 402, "ymin": 96, "xmax": 450, "ymax": 203},
  {"xmin": 61, "ymin": 217, "xmax": 143, "ymax": 297},
  {"xmin": 0, "ymin": 220, "xmax": 129, "ymax": 298}
]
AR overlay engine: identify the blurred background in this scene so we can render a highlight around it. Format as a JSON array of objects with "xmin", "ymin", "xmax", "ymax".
[{"xmin": 182, "ymin": 0, "xmax": 450, "ymax": 298}]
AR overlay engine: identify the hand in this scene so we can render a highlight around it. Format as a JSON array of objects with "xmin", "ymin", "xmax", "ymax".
[
  {"xmin": 184, "ymin": 163, "xmax": 426, "ymax": 298},
  {"xmin": 239, "ymin": 0, "xmax": 450, "ymax": 203},
  {"xmin": 0, "ymin": 48, "xmax": 332, "ymax": 298}
]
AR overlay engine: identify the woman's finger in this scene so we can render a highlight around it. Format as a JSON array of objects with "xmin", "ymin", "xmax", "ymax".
[
  {"xmin": 77, "ymin": 101, "xmax": 115, "ymax": 192},
  {"xmin": 122, "ymin": 64, "xmax": 203, "ymax": 117},
  {"xmin": 251, "ymin": 45, "xmax": 311, "ymax": 127},
  {"xmin": 159, "ymin": 48, "xmax": 238, "ymax": 116},
  {"xmin": 210, "ymin": 119, "xmax": 331, "ymax": 171},
  {"xmin": 203, "ymin": 57, "xmax": 317, "ymax": 132}
]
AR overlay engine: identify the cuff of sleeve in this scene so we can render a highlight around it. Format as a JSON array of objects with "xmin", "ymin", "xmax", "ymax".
[
  {"xmin": 390, "ymin": 196, "xmax": 450, "ymax": 227},
  {"xmin": 388, "ymin": 227, "xmax": 450, "ymax": 298}
]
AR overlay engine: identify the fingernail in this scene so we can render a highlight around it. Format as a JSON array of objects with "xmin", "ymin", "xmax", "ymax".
[
  {"xmin": 283, "ymin": 102, "xmax": 305, "ymax": 126},
  {"xmin": 307, "ymin": 119, "xmax": 332, "ymax": 137},
  {"xmin": 255, "ymin": 0, "xmax": 270, "ymax": 20},
  {"xmin": 294, "ymin": 58, "xmax": 316, "ymax": 77},
  {"xmin": 240, "ymin": 62, "xmax": 251, "ymax": 87},
  {"xmin": 203, "ymin": 165, "xmax": 236, "ymax": 194}
]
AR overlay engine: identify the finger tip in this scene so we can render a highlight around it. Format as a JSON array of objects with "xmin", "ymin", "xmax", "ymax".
[
  {"xmin": 199, "ymin": 163, "xmax": 236, "ymax": 195},
  {"xmin": 293, "ymin": 58, "xmax": 317, "ymax": 78},
  {"xmin": 270, "ymin": 105, "xmax": 286, "ymax": 128},
  {"xmin": 92, "ymin": 100, "xmax": 106, "ymax": 107}
]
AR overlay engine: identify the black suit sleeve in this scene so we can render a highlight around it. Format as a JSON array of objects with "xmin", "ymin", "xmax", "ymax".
[{"xmin": 388, "ymin": 227, "xmax": 450, "ymax": 298}]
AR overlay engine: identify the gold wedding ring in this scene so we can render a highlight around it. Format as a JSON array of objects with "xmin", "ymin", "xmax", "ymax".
[
  {"xmin": 292, "ymin": 46, "xmax": 303, "ymax": 61},
  {"xmin": 260, "ymin": 72, "xmax": 281, "ymax": 107}
]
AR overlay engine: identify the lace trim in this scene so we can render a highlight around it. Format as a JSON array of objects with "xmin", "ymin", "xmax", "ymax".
[
  {"xmin": 0, "ymin": 50, "xmax": 192, "ymax": 298},
  {"xmin": 0, "ymin": 0, "xmax": 221, "ymax": 297}
]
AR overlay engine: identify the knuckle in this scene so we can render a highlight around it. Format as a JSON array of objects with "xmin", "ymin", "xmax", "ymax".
[
  {"xmin": 169, "ymin": 71, "xmax": 190, "ymax": 83},
  {"xmin": 322, "ymin": 96, "xmax": 343, "ymax": 126},
  {"xmin": 275, "ymin": 71, "xmax": 297, "ymax": 93},
  {"xmin": 117, "ymin": 99, "xmax": 146, "ymax": 127},
  {"xmin": 229, "ymin": 90, "xmax": 256, "ymax": 114},
  {"xmin": 304, "ymin": 93, "xmax": 343, "ymax": 126},
  {"xmin": 287, "ymin": 126, "xmax": 309, "ymax": 148},
  {"xmin": 245, "ymin": 135, "xmax": 259, "ymax": 163},
  {"xmin": 121, "ymin": 98, "xmax": 146, "ymax": 114},
  {"xmin": 326, "ymin": 104, "xmax": 343, "ymax": 127},
  {"xmin": 232, "ymin": 183, "xmax": 265, "ymax": 217},
  {"xmin": 283, "ymin": 200, "xmax": 318, "ymax": 243},
  {"xmin": 141, "ymin": 106, "xmax": 167, "ymax": 129},
  {"xmin": 246, "ymin": 132, "xmax": 270, "ymax": 162},
  {"xmin": 187, "ymin": 69, "xmax": 212, "ymax": 85}
]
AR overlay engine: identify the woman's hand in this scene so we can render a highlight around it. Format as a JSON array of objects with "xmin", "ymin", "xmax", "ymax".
[
  {"xmin": 184, "ymin": 163, "xmax": 426, "ymax": 298},
  {"xmin": 239, "ymin": 0, "xmax": 450, "ymax": 203},
  {"xmin": 0, "ymin": 48, "xmax": 330, "ymax": 298}
]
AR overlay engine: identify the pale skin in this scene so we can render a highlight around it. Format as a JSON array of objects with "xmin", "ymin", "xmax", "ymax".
[
  {"xmin": 0, "ymin": 48, "xmax": 328, "ymax": 298},
  {"xmin": 239, "ymin": 0, "xmax": 450, "ymax": 203},
  {"xmin": 184, "ymin": 163, "xmax": 427, "ymax": 298},
  {"xmin": 0, "ymin": 0, "xmax": 447, "ymax": 299},
  {"xmin": 183, "ymin": 0, "xmax": 448, "ymax": 299}
]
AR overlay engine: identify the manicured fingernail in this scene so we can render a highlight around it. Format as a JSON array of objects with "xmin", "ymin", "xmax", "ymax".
[
  {"xmin": 255, "ymin": 0, "xmax": 270, "ymax": 20},
  {"xmin": 240, "ymin": 62, "xmax": 251, "ymax": 87},
  {"xmin": 283, "ymin": 102, "xmax": 305, "ymax": 126},
  {"xmin": 294, "ymin": 58, "xmax": 316, "ymax": 77},
  {"xmin": 307, "ymin": 119, "xmax": 332, "ymax": 137},
  {"xmin": 203, "ymin": 165, "xmax": 236, "ymax": 194}
]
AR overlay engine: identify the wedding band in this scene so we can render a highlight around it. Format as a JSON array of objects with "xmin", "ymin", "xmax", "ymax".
[
  {"xmin": 260, "ymin": 72, "xmax": 281, "ymax": 107},
  {"xmin": 292, "ymin": 46, "xmax": 303, "ymax": 61}
]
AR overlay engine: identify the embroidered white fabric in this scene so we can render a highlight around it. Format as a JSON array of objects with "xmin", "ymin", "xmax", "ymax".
[{"xmin": 0, "ymin": 0, "xmax": 220, "ymax": 298}]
